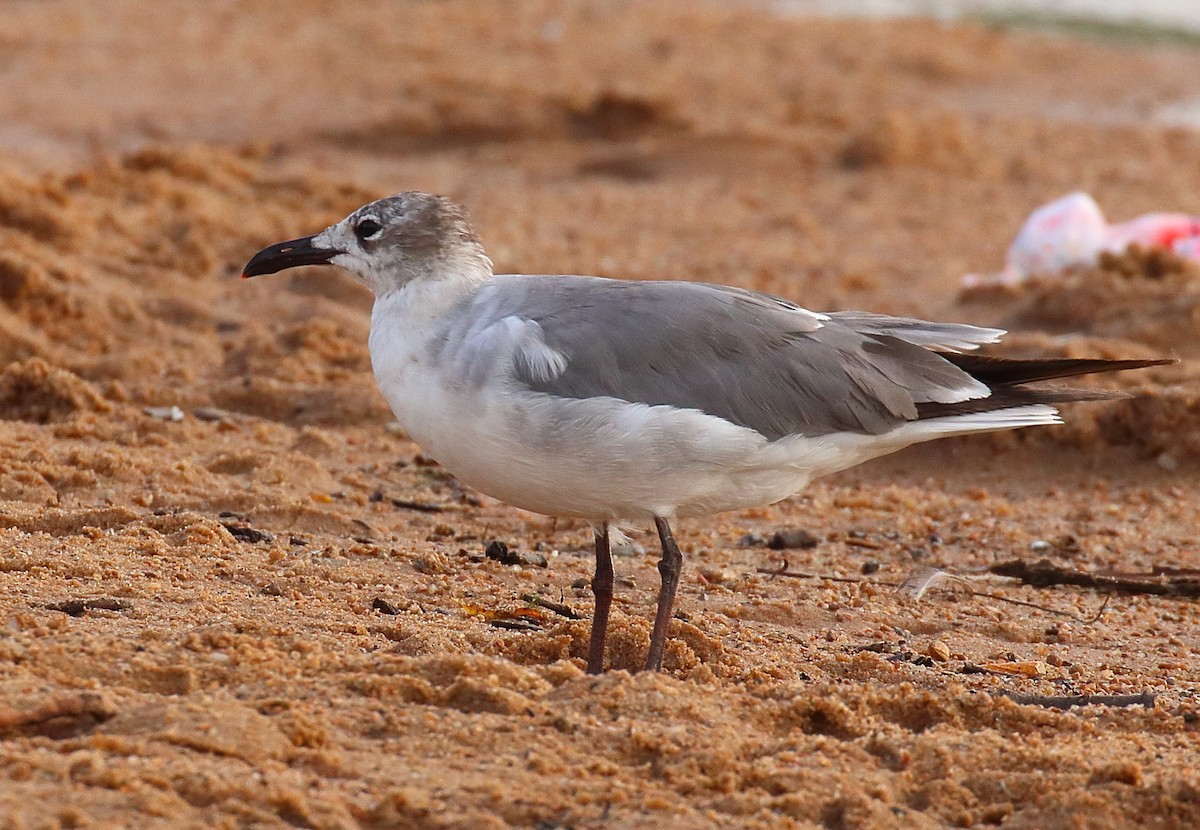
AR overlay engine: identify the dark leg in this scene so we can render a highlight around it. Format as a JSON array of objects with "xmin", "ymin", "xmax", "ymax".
[
  {"xmin": 587, "ymin": 523, "xmax": 613, "ymax": 675},
  {"xmin": 645, "ymin": 516, "xmax": 684, "ymax": 672}
]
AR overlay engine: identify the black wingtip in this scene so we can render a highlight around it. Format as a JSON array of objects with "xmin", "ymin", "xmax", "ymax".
[{"xmin": 940, "ymin": 354, "xmax": 1176, "ymax": 387}]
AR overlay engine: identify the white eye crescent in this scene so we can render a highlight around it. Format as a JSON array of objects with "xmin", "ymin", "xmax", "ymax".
[{"xmin": 354, "ymin": 216, "xmax": 383, "ymax": 241}]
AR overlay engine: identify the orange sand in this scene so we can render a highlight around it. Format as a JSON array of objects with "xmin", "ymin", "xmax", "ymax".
[{"xmin": 0, "ymin": 2, "xmax": 1199, "ymax": 828}]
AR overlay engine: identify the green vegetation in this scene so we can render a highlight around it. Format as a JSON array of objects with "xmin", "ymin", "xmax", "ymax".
[{"xmin": 974, "ymin": 11, "xmax": 1200, "ymax": 47}]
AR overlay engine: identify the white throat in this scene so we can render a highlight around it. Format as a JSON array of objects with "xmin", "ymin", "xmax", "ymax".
[{"xmin": 366, "ymin": 259, "xmax": 492, "ymax": 425}]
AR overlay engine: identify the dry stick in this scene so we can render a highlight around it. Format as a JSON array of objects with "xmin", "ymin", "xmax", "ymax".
[
  {"xmin": 756, "ymin": 559, "xmax": 865, "ymax": 585},
  {"xmin": 45, "ymin": 598, "xmax": 131, "ymax": 616},
  {"xmin": 990, "ymin": 559, "xmax": 1200, "ymax": 598},
  {"xmin": 522, "ymin": 593, "xmax": 584, "ymax": 620},
  {"xmin": 757, "ymin": 559, "xmax": 1108, "ymax": 622},
  {"xmin": 389, "ymin": 498, "xmax": 449, "ymax": 513},
  {"xmin": 1004, "ymin": 691, "xmax": 1155, "ymax": 711}
]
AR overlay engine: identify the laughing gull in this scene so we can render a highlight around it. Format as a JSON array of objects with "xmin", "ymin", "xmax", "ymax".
[{"xmin": 243, "ymin": 192, "xmax": 1167, "ymax": 673}]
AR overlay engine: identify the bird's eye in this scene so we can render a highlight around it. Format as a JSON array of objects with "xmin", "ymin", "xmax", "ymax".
[{"xmin": 354, "ymin": 217, "xmax": 383, "ymax": 241}]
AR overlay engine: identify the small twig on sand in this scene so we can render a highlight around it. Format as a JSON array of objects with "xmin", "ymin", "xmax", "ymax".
[
  {"xmin": 1004, "ymin": 691, "xmax": 1155, "ymax": 711},
  {"xmin": 45, "ymin": 598, "xmax": 131, "ymax": 617},
  {"xmin": 522, "ymin": 594, "xmax": 583, "ymax": 620},
  {"xmin": 389, "ymin": 498, "xmax": 449, "ymax": 513},
  {"xmin": 991, "ymin": 559, "xmax": 1200, "ymax": 598},
  {"xmin": 970, "ymin": 589, "xmax": 1107, "ymax": 622},
  {"xmin": 757, "ymin": 559, "xmax": 865, "ymax": 585},
  {"xmin": 759, "ymin": 559, "xmax": 1107, "ymax": 622}
]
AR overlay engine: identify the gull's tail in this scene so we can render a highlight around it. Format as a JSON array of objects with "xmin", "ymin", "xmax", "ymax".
[
  {"xmin": 915, "ymin": 354, "xmax": 1174, "ymax": 419},
  {"xmin": 797, "ymin": 352, "xmax": 1170, "ymax": 480}
]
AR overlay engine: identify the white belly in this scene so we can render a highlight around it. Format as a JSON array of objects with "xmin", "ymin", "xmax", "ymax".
[{"xmin": 376, "ymin": 347, "xmax": 815, "ymax": 520}]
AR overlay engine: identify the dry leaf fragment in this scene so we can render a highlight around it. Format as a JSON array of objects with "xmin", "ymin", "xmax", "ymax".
[{"xmin": 979, "ymin": 660, "xmax": 1049, "ymax": 677}]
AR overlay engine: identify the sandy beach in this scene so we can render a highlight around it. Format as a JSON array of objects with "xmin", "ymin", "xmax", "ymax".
[{"xmin": 0, "ymin": 2, "xmax": 1199, "ymax": 827}]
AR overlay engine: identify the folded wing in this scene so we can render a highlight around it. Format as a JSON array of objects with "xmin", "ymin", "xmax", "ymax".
[
  {"xmin": 452, "ymin": 276, "xmax": 1167, "ymax": 441},
  {"xmin": 448, "ymin": 278, "xmax": 974, "ymax": 438}
]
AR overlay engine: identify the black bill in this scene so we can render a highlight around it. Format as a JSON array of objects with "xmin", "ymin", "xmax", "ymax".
[{"xmin": 242, "ymin": 236, "xmax": 337, "ymax": 278}]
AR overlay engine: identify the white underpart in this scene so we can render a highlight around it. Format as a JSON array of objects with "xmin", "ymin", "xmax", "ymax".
[{"xmin": 369, "ymin": 277, "xmax": 1060, "ymax": 524}]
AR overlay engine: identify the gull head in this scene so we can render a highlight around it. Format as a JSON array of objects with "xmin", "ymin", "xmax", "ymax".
[{"xmin": 242, "ymin": 192, "xmax": 493, "ymax": 295}]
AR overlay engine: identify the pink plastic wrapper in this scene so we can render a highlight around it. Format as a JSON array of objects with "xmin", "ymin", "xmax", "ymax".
[
  {"xmin": 963, "ymin": 192, "xmax": 1200, "ymax": 287},
  {"xmin": 1105, "ymin": 213, "xmax": 1200, "ymax": 252}
]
